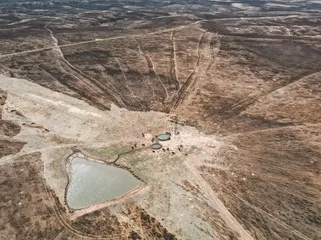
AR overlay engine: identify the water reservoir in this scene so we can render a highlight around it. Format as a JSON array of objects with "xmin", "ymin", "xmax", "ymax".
[
  {"xmin": 157, "ymin": 133, "xmax": 171, "ymax": 141},
  {"xmin": 66, "ymin": 157, "xmax": 140, "ymax": 209}
]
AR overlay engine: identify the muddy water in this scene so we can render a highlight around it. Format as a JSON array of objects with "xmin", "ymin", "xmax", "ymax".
[{"xmin": 66, "ymin": 157, "xmax": 140, "ymax": 209}]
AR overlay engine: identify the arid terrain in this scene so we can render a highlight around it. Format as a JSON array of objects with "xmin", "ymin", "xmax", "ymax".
[{"xmin": 0, "ymin": 1, "xmax": 320, "ymax": 240}]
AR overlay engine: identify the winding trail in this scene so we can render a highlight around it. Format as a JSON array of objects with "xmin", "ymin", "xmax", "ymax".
[
  {"xmin": 45, "ymin": 22, "xmax": 128, "ymax": 109},
  {"xmin": 0, "ymin": 21, "xmax": 204, "ymax": 59},
  {"xmin": 0, "ymin": 15, "xmax": 311, "ymax": 60}
]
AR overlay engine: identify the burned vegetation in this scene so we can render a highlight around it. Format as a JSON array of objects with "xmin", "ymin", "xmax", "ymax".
[
  {"xmin": 0, "ymin": 89, "xmax": 25, "ymax": 158},
  {"xmin": 0, "ymin": 0, "xmax": 320, "ymax": 240}
]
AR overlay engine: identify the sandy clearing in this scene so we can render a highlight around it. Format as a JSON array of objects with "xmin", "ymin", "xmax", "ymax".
[{"xmin": 0, "ymin": 74, "xmax": 253, "ymax": 239}]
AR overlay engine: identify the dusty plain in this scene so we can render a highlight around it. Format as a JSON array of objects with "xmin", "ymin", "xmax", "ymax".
[{"xmin": 0, "ymin": 1, "xmax": 320, "ymax": 240}]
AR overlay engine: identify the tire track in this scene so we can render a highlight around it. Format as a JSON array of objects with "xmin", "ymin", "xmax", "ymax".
[
  {"xmin": 170, "ymin": 30, "xmax": 180, "ymax": 91},
  {"xmin": 133, "ymin": 37, "xmax": 170, "ymax": 101},
  {"xmin": 220, "ymin": 70, "xmax": 321, "ymax": 118},
  {"xmin": 171, "ymin": 31, "xmax": 206, "ymax": 110},
  {"xmin": 112, "ymin": 146, "xmax": 149, "ymax": 163},
  {"xmin": 55, "ymin": 60, "xmax": 109, "ymax": 106},
  {"xmin": 217, "ymin": 184, "xmax": 314, "ymax": 240},
  {"xmin": 62, "ymin": 58, "xmax": 128, "ymax": 109},
  {"xmin": 206, "ymin": 33, "xmax": 221, "ymax": 71},
  {"xmin": 45, "ymin": 22, "xmax": 60, "ymax": 54},
  {"xmin": 42, "ymin": 168, "xmax": 128, "ymax": 239},
  {"xmin": 146, "ymin": 53, "xmax": 170, "ymax": 100},
  {"xmin": 228, "ymin": 123, "xmax": 320, "ymax": 136},
  {"xmin": 218, "ymin": 94, "xmax": 259, "ymax": 118},
  {"xmin": 45, "ymin": 22, "xmax": 128, "ymax": 109},
  {"xmin": 132, "ymin": 38, "xmax": 155, "ymax": 98},
  {"xmin": 184, "ymin": 161, "xmax": 254, "ymax": 240},
  {"xmin": 265, "ymin": 70, "xmax": 321, "ymax": 97},
  {"xmin": 115, "ymin": 58, "xmax": 137, "ymax": 99},
  {"xmin": 51, "ymin": 229, "xmax": 66, "ymax": 240},
  {"xmin": 0, "ymin": 21, "xmax": 204, "ymax": 59},
  {"xmin": 114, "ymin": 58, "xmax": 147, "ymax": 109},
  {"xmin": 49, "ymin": 190, "xmax": 125, "ymax": 239}
]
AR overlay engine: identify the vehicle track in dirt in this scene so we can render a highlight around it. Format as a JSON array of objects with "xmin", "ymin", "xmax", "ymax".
[
  {"xmin": 169, "ymin": 30, "xmax": 180, "ymax": 91},
  {"xmin": 184, "ymin": 160, "xmax": 254, "ymax": 240},
  {"xmin": 228, "ymin": 123, "xmax": 321, "ymax": 136},
  {"xmin": 114, "ymin": 57, "xmax": 147, "ymax": 109},
  {"xmin": 62, "ymin": 58, "xmax": 128, "ymax": 109},
  {"xmin": 217, "ymin": 184, "xmax": 315, "ymax": 240},
  {"xmin": 133, "ymin": 37, "xmax": 170, "ymax": 101},
  {"xmin": 207, "ymin": 33, "xmax": 221, "ymax": 71},
  {"xmin": 0, "ymin": 21, "xmax": 204, "ymax": 59},
  {"xmin": 44, "ymin": 181, "xmax": 127, "ymax": 240},
  {"xmin": 44, "ymin": 23, "xmax": 128, "ymax": 110},
  {"xmin": 132, "ymin": 39, "xmax": 158, "ymax": 102},
  {"xmin": 171, "ymin": 31, "xmax": 207, "ymax": 110},
  {"xmin": 219, "ymin": 70, "xmax": 321, "ymax": 118},
  {"xmin": 13, "ymin": 142, "xmax": 144, "ymax": 240}
]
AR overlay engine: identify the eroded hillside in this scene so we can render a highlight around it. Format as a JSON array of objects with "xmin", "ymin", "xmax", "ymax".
[{"xmin": 0, "ymin": 1, "xmax": 320, "ymax": 240}]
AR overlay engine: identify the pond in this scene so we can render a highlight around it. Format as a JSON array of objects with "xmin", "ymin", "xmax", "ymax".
[{"xmin": 66, "ymin": 157, "xmax": 140, "ymax": 209}]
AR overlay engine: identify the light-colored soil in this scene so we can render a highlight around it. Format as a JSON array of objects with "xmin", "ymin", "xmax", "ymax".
[
  {"xmin": 0, "ymin": 75, "xmax": 250, "ymax": 239},
  {"xmin": 0, "ymin": 2, "xmax": 320, "ymax": 239}
]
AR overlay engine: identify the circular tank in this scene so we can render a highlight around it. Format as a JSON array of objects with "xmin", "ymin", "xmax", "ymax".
[
  {"xmin": 157, "ymin": 133, "xmax": 171, "ymax": 141},
  {"xmin": 151, "ymin": 143, "xmax": 162, "ymax": 149}
]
